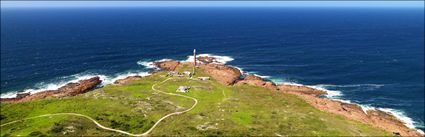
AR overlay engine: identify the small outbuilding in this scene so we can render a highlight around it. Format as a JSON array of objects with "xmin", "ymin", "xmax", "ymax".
[
  {"xmin": 176, "ymin": 86, "xmax": 190, "ymax": 93},
  {"xmin": 168, "ymin": 71, "xmax": 178, "ymax": 76},
  {"xmin": 197, "ymin": 77, "xmax": 210, "ymax": 81},
  {"xmin": 183, "ymin": 71, "xmax": 192, "ymax": 76}
]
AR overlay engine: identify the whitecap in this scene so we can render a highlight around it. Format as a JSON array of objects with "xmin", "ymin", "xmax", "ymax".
[
  {"xmin": 359, "ymin": 104, "xmax": 376, "ymax": 114},
  {"xmin": 253, "ymin": 74, "xmax": 270, "ymax": 79},
  {"xmin": 137, "ymin": 61, "xmax": 156, "ymax": 69},
  {"xmin": 0, "ymin": 91, "xmax": 19, "ymax": 98},
  {"xmin": 304, "ymin": 84, "xmax": 343, "ymax": 98},
  {"xmin": 378, "ymin": 108, "xmax": 424, "ymax": 134},
  {"xmin": 316, "ymin": 84, "xmax": 385, "ymax": 89},
  {"xmin": 243, "ymin": 71, "xmax": 271, "ymax": 79}
]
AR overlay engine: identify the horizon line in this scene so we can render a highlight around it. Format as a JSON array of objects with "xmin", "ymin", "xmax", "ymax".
[{"xmin": 1, "ymin": 1, "xmax": 424, "ymax": 8}]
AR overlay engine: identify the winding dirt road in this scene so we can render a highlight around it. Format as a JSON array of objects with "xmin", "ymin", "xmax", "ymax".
[{"xmin": 0, "ymin": 77, "xmax": 198, "ymax": 136}]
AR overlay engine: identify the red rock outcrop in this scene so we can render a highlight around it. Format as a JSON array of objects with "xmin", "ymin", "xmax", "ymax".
[
  {"xmin": 197, "ymin": 56, "xmax": 217, "ymax": 64},
  {"xmin": 244, "ymin": 74, "xmax": 265, "ymax": 81},
  {"xmin": 199, "ymin": 64, "xmax": 241, "ymax": 85},
  {"xmin": 236, "ymin": 74, "xmax": 278, "ymax": 91},
  {"xmin": 277, "ymin": 84, "xmax": 326, "ymax": 97},
  {"xmin": 231, "ymin": 70, "xmax": 421, "ymax": 136},
  {"xmin": 114, "ymin": 76, "xmax": 143, "ymax": 85},
  {"xmin": 280, "ymin": 89, "xmax": 422, "ymax": 136},
  {"xmin": 154, "ymin": 61, "xmax": 180, "ymax": 71},
  {"xmin": 152, "ymin": 57, "xmax": 423, "ymax": 136},
  {"xmin": 0, "ymin": 77, "xmax": 102, "ymax": 103}
]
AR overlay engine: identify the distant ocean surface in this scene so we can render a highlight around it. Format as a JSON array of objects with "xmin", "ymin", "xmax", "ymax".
[{"xmin": 1, "ymin": 8, "xmax": 424, "ymax": 131}]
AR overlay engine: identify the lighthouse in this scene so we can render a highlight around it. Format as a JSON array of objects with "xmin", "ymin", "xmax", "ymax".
[
  {"xmin": 193, "ymin": 49, "xmax": 197, "ymax": 66},
  {"xmin": 192, "ymin": 49, "xmax": 196, "ymax": 77}
]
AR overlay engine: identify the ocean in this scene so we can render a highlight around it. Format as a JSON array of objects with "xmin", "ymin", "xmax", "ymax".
[{"xmin": 1, "ymin": 7, "xmax": 424, "ymax": 131}]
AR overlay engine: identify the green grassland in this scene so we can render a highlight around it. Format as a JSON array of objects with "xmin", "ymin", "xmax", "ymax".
[{"xmin": 0, "ymin": 65, "xmax": 392, "ymax": 136}]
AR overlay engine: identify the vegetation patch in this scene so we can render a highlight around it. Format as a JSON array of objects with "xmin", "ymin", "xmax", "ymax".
[{"xmin": 0, "ymin": 69, "xmax": 392, "ymax": 136}]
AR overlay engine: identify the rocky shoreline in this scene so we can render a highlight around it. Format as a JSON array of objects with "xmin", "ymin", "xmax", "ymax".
[
  {"xmin": 153, "ymin": 58, "xmax": 422, "ymax": 136},
  {"xmin": 0, "ymin": 56, "xmax": 422, "ymax": 136},
  {"xmin": 0, "ymin": 77, "xmax": 102, "ymax": 103}
]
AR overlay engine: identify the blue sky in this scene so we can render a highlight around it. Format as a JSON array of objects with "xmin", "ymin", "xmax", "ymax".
[{"xmin": 1, "ymin": 1, "xmax": 424, "ymax": 8}]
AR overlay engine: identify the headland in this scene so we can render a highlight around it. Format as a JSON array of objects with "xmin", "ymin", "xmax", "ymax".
[{"xmin": 0, "ymin": 55, "xmax": 422, "ymax": 136}]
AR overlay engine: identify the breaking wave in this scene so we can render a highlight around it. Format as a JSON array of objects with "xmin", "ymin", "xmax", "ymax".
[
  {"xmin": 137, "ymin": 58, "xmax": 173, "ymax": 70},
  {"xmin": 1, "ymin": 55, "xmax": 423, "ymax": 134},
  {"xmin": 357, "ymin": 105, "xmax": 424, "ymax": 134},
  {"xmin": 103, "ymin": 71, "xmax": 151, "ymax": 85},
  {"xmin": 0, "ymin": 70, "xmax": 151, "ymax": 98},
  {"xmin": 1, "ymin": 74, "xmax": 106, "ymax": 98}
]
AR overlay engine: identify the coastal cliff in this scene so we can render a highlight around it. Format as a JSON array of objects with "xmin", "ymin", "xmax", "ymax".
[
  {"xmin": 0, "ymin": 77, "xmax": 102, "ymax": 103},
  {"xmin": 153, "ymin": 58, "xmax": 422, "ymax": 136},
  {"xmin": 114, "ymin": 76, "xmax": 143, "ymax": 85},
  {"xmin": 198, "ymin": 64, "xmax": 241, "ymax": 85},
  {"xmin": 0, "ymin": 56, "xmax": 422, "ymax": 136}
]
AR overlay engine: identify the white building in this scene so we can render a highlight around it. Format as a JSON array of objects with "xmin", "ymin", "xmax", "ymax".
[
  {"xmin": 176, "ymin": 86, "xmax": 190, "ymax": 93},
  {"xmin": 197, "ymin": 77, "xmax": 210, "ymax": 81},
  {"xmin": 168, "ymin": 71, "xmax": 178, "ymax": 75},
  {"xmin": 183, "ymin": 71, "xmax": 191, "ymax": 76}
]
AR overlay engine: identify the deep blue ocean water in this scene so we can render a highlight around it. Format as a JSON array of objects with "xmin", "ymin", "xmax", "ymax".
[{"xmin": 1, "ymin": 7, "xmax": 424, "ymax": 131}]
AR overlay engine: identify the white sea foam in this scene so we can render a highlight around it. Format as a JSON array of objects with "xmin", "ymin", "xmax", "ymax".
[
  {"xmin": 2, "ymin": 55, "xmax": 424, "ymax": 134},
  {"xmin": 378, "ymin": 108, "xmax": 415, "ymax": 129},
  {"xmin": 137, "ymin": 54, "xmax": 233, "ymax": 70},
  {"xmin": 306, "ymin": 85, "xmax": 343, "ymax": 98},
  {"xmin": 378, "ymin": 108, "xmax": 424, "ymax": 134},
  {"xmin": 315, "ymin": 84, "xmax": 385, "ymax": 91},
  {"xmin": 359, "ymin": 104, "xmax": 376, "ymax": 114},
  {"xmin": 232, "ymin": 66, "xmax": 245, "ymax": 74},
  {"xmin": 0, "ymin": 91, "xmax": 20, "ymax": 98},
  {"xmin": 0, "ymin": 73, "xmax": 107, "ymax": 98},
  {"xmin": 185, "ymin": 53, "xmax": 234, "ymax": 64},
  {"xmin": 0, "ymin": 71, "xmax": 151, "ymax": 98},
  {"xmin": 317, "ymin": 84, "xmax": 385, "ymax": 88},
  {"xmin": 105, "ymin": 71, "xmax": 151, "ymax": 85},
  {"xmin": 269, "ymin": 78, "xmax": 424, "ymax": 133},
  {"xmin": 252, "ymin": 74, "xmax": 270, "ymax": 79},
  {"xmin": 137, "ymin": 61, "xmax": 156, "ymax": 69},
  {"xmin": 137, "ymin": 59, "xmax": 173, "ymax": 70},
  {"xmin": 273, "ymin": 80, "xmax": 344, "ymax": 99}
]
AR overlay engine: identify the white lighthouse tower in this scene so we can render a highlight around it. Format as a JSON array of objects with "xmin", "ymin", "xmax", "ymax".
[{"xmin": 192, "ymin": 49, "xmax": 197, "ymax": 77}]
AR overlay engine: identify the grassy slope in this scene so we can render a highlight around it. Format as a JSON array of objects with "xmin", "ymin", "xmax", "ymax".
[{"xmin": 0, "ymin": 65, "xmax": 392, "ymax": 136}]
